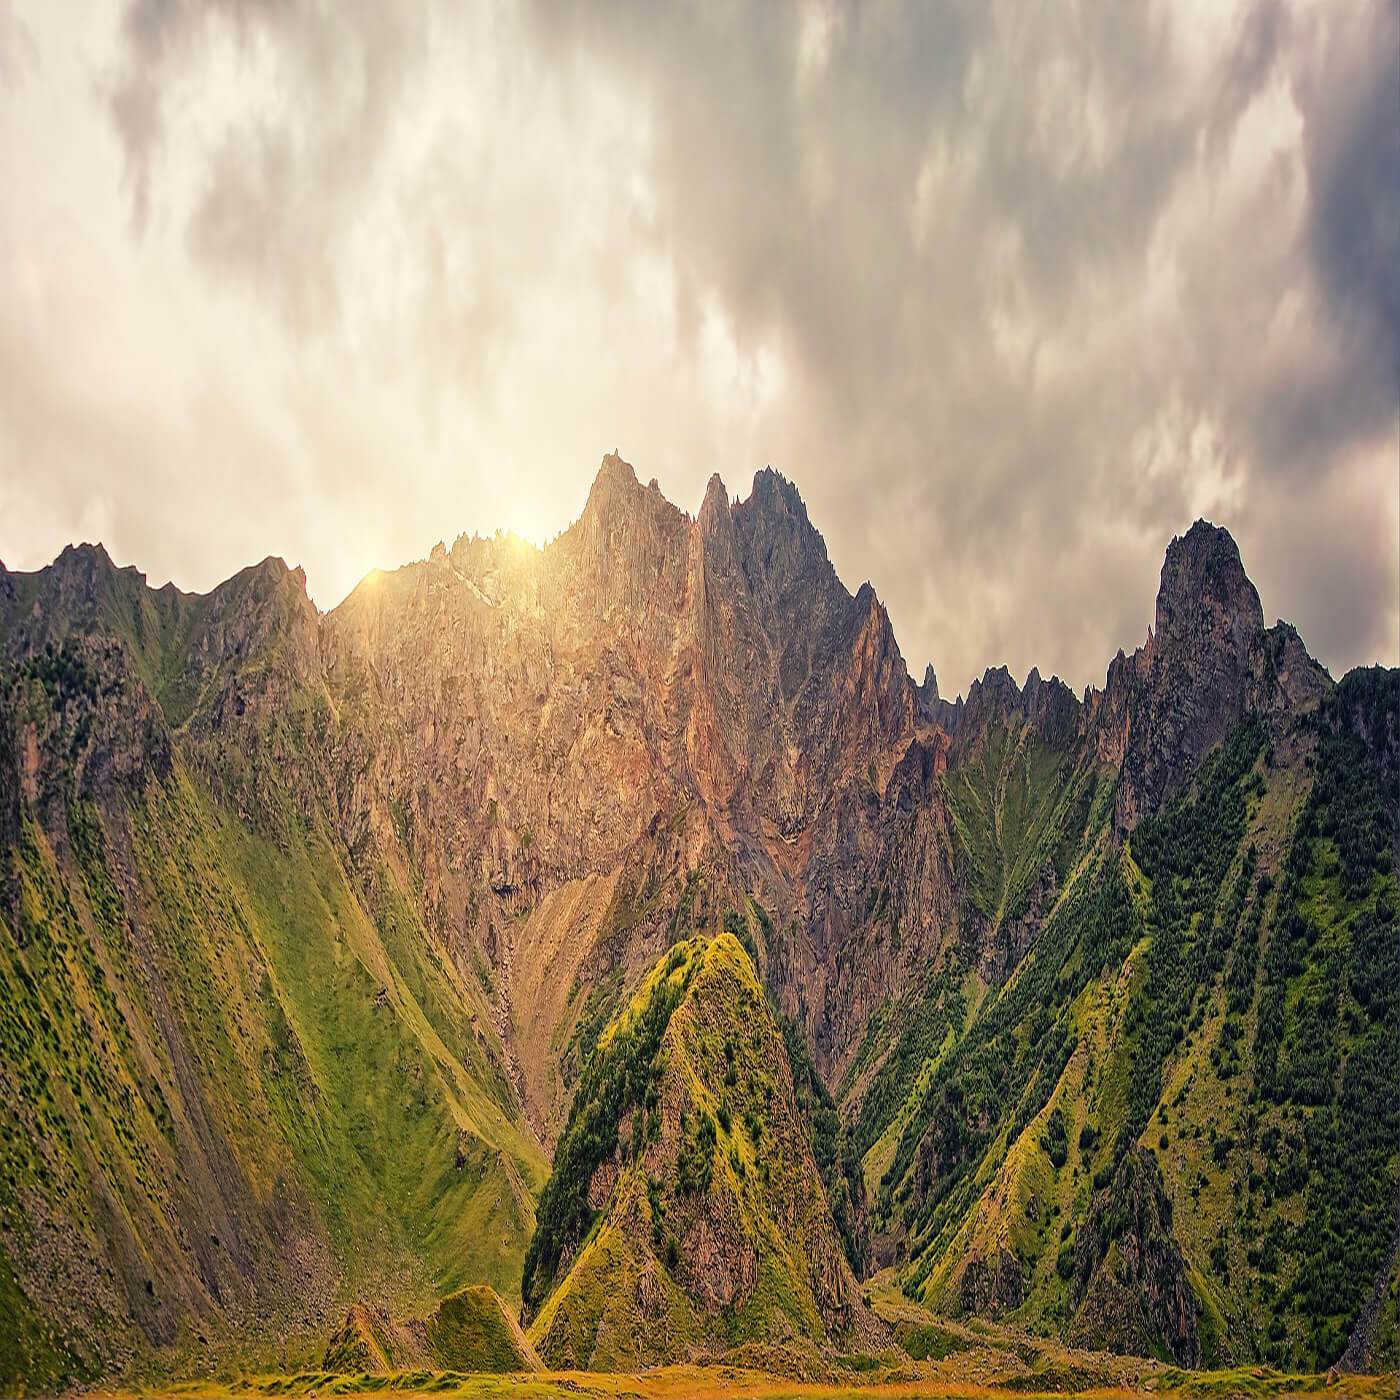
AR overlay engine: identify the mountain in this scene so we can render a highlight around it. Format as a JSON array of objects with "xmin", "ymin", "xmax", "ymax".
[
  {"xmin": 317, "ymin": 456, "xmax": 919, "ymax": 1133},
  {"xmin": 1, "ymin": 455, "xmax": 1396, "ymax": 1388},
  {"xmin": 520, "ymin": 932, "xmax": 884, "ymax": 1369},
  {"xmin": 0, "ymin": 548, "xmax": 546, "ymax": 1391},
  {"xmin": 843, "ymin": 537, "xmax": 1398, "ymax": 1371}
]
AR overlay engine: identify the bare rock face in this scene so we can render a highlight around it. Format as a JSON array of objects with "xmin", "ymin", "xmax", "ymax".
[
  {"xmin": 958, "ymin": 1246, "xmax": 1025, "ymax": 1317},
  {"xmin": 1113, "ymin": 522, "xmax": 1264, "ymax": 829},
  {"xmin": 305, "ymin": 456, "xmax": 932, "ymax": 1102},
  {"xmin": 1097, "ymin": 520, "xmax": 1330, "ymax": 832}
]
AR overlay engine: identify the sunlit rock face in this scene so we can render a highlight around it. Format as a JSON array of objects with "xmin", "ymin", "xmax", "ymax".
[
  {"xmin": 310, "ymin": 456, "xmax": 932, "ymax": 1101},
  {"xmin": 1, "ymin": 459, "xmax": 1332, "ymax": 1121}
]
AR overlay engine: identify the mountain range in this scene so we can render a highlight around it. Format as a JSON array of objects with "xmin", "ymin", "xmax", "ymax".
[{"xmin": 1, "ymin": 453, "xmax": 1396, "ymax": 1391}]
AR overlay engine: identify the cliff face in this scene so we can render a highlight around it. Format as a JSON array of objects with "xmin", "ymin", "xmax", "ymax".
[{"xmin": 314, "ymin": 456, "xmax": 929, "ymax": 1123}]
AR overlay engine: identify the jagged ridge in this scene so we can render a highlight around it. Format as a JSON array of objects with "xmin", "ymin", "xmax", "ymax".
[{"xmin": 1, "ymin": 454, "xmax": 1396, "ymax": 1386}]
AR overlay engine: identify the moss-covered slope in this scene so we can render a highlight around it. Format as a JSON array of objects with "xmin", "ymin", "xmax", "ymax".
[{"xmin": 523, "ymin": 933, "xmax": 885, "ymax": 1369}]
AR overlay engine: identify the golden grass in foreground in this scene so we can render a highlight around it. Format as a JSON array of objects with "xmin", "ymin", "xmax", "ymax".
[{"xmin": 82, "ymin": 1362, "xmax": 1399, "ymax": 1400}]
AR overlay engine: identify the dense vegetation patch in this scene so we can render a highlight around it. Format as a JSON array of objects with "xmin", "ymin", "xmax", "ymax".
[
  {"xmin": 1247, "ymin": 675, "xmax": 1399, "ymax": 1367},
  {"xmin": 849, "ymin": 969, "xmax": 964, "ymax": 1163},
  {"xmin": 1123, "ymin": 720, "xmax": 1264, "ymax": 1150},
  {"xmin": 890, "ymin": 857, "xmax": 1139, "ymax": 1284},
  {"xmin": 522, "ymin": 942, "xmax": 697, "ymax": 1314},
  {"xmin": 780, "ymin": 1013, "xmax": 870, "ymax": 1275}
]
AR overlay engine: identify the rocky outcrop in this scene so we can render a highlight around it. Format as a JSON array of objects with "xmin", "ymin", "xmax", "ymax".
[
  {"xmin": 1071, "ymin": 1148, "xmax": 1200, "ymax": 1366},
  {"xmin": 323, "ymin": 1286, "xmax": 540, "ymax": 1374},
  {"xmin": 1109, "ymin": 523, "xmax": 1264, "ymax": 830},
  {"xmin": 958, "ymin": 1247, "xmax": 1025, "ymax": 1317},
  {"xmin": 524, "ymin": 935, "xmax": 886, "ymax": 1369},
  {"xmin": 1094, "ymin": 521, "xmax": 1330, "ymax": 832}
]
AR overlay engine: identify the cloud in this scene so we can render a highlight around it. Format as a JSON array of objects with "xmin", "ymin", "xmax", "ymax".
[
  {"xmin": 3, "ymin": 0, "xmax": 1395, "ymax": 695},
  {"xmin": 1296, "ymin": 0, "xmax": 1400, "ymax": 442},
  {"xmin": 510, "ymin": 0, "xmax": 1398, "ymax": 689}
]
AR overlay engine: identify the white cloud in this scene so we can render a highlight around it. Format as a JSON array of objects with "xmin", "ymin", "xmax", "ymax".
[{"xmin": 0, "ymin": 0, "xmax": 1395, "ymax": 695}]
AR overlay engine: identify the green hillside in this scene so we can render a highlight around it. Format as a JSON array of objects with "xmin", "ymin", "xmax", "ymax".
[
  {"xmin": 523, "ymin": 934, "xmax": 884, "ymax": 1369},
  {"xmin": 845, "ymin": 671, "xmax": 1400, "ymax": 1371},
  {"xmin": 0, "ymin": 589, "xmax": 546, "ymax": 1394}
]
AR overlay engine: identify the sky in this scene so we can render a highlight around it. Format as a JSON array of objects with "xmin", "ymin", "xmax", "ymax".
[{"xmin": 1, "ymin": 0, "xmax": 1396, "ymax": 699}]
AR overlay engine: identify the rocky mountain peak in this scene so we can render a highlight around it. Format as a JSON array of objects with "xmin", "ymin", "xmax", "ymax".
[
  {"xmin": 592, "ymin": 449, "xmax": 640, "ymax": 492},
  {"xmin": 49, "ymin": 541, "xmax": 126, "ymax": 601},
  {"xmin": 247, "ymin": 554, "xmax": 309, "ymax": 596},
  {"xmin": 966, "ymin": 664, "xmax": 1021, "ymax": 714},
  {"xmin": 749, "ymin": 465, "xmax": 813, "ymax": 528},
  {"xmin": 575, "ymin": 451, "xmax": 649, "ymax": 538},
  {"xmin": 1108, "ymin": 520, "xmax": 1280, "ymax": 829},
  {"xmin": 694, "ymin": 473, "xmax": 741, "ymax": 584},
  {"xmin": 947, "ymin": 662, "xmax": 1082, "ymax": 756},
  {"xmin": 564, "ymin": 452, "xmax": 687, "ymax": 614},
  {"xmin": 57, "ymin": 539, "xmax": 113, "ymax": 568},
  {"xmin": 738, "ymin": 467, "xmax": 825, "ymax": 551},
  {"xmin": 732, "ymin": 470, "xmax": 840, "ymax": 622},
  {"xmin": 1155, "ymin": 520, "xmax": 1264, "ymax": 660},
  {"xmin": 698, "ymin": 471, "xmax": 732, "ymax": 523}
]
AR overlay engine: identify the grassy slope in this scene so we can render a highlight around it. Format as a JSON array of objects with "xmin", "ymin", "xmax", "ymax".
[
  {"xmin": 0, "ymin": 759, "xmax": 545, "ymax": 1392},
  {"xmin": 841, "ymin": 720, "xmax": 1107, "ymax": 1217},
  {"xmin": 847, "ymin": 680, "xmax": 1399, "ymax": 1371},
  {"xmin": 942, "ymin": 725, "xmax": 1100, "ymax": 933},
  {"xmin": 78, "ymin": 1353, "xmax": 1400, "ymax": 1400}
]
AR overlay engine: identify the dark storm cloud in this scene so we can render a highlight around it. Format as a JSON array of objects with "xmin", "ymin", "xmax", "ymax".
[
  {"xmin": 19, "ymin": 0, "xmax": 1400, "ymax": 693},
  {"xmin": 511, "ymin": 0, "xmax": 1399, "ymax": 689},
  {"xmin": 1298, "ymin": 0, "xmax": 1400, "ymax": 438}
]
